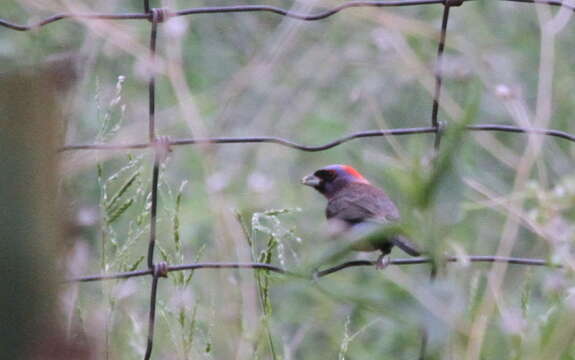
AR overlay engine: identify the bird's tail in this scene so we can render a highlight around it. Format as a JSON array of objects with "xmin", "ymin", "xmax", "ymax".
[{"xmin": 392, "ymin": 236, "xmax": 421, "ymax": 257}]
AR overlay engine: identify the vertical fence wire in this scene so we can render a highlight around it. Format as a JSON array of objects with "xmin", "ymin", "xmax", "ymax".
[
  {"xmin": 144, "ymin": 274, "xmax": 160, "ymax": 360},
  {"xmin": 148, "ymin": 9, "xmax": 158, "ymax": 142},
  {"xmin": 421, "ymin": 2, "xmax": 456, "ymax": 355},
  {"xmin": 145, "ymin": 5, "xmax": 161, "ymax": 359},
  {"xmin": 431, "ymin": 3, "xmax": 452, "ymax": 149}
]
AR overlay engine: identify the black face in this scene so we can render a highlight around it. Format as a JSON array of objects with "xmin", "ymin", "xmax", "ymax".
[
  {"xmin": 314, "ymin": 169, "xmax": 337, "ymax": 182},
  {"xmin": 311, "ymin": 169, "xmax": 346, "ymax": 196},
  {"xmin": 303, "ymin": 165, "xmax": 366, "ymax": 197}
]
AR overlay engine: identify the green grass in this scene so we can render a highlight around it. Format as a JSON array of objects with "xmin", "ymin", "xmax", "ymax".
[{"xmin": 5, "ymin": 0, "xmax": 575, "ymax": 358}]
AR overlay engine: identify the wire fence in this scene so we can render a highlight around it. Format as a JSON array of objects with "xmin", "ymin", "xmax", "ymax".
[{"xmin": 3, "ymin": 0, "xmax": 575, "ymax": 358}]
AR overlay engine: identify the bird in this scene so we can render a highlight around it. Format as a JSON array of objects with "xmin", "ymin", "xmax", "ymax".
[{"xmin": 301, "ymin": 164, "xmax": 421, "ymax": 269}]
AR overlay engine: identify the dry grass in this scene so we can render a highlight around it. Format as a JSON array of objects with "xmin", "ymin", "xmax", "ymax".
[{"xmin": 4, "ymin": 0, "xmax": 575, "ymax": 358}]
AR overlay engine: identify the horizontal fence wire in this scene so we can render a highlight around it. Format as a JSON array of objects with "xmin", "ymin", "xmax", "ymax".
[
  {"xmin": 3, "ymin": 0, "xmax": 574, "ymax": 359},
  {"xmin": 1, "ymin": 0, "xmax": 574, "ymax": 31},
  {"xmin": 70, "ymin": 255, "xmax": 554, "ymax": 283},
  {"xmin": 58, "ymin": 125, "xmax": 575, "ymax": 152}
]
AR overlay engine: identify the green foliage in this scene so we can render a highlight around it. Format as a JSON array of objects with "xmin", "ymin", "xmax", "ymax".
[{"xmin": 9, "ymin": 0, "xmax": 575, "ymax": 358}]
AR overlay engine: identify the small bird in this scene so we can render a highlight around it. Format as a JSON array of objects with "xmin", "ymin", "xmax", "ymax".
[{"xmin": 301, "ymin": 164, "xmax": 421, "ymax": 269}]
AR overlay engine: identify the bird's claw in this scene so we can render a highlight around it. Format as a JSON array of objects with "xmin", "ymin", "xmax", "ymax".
[{"xmin": 375, "ymin": 254, "xmax": 390, "ymax": 270}]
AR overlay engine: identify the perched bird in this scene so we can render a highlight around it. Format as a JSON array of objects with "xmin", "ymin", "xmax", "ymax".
[{"xmin": 301, "ymin": 164, "xmax": 421, "ymax": 268}]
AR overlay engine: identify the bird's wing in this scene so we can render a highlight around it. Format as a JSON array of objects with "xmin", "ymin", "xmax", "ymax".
[{"xmin": 326, "ymin": 189, "xmax": 400, "ymax": 224}]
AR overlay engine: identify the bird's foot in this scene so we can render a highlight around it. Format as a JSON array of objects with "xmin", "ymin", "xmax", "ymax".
[{"xmin": 375, "ymin": 254, "xmax": 391, "ymax": 270}]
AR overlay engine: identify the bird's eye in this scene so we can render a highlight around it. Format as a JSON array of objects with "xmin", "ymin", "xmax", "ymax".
[{"xmin": 315, "ymin": 170, "xmax": 336, "ymax": 181}]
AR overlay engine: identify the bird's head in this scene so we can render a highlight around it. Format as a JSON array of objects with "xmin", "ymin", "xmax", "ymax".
[{"xmin": 301, "ymin": 164, "xmax": 369, "ymax": 198}]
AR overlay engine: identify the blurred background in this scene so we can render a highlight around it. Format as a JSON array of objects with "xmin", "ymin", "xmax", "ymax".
[{"xmin": 2, "ymin": 0, "xmax": 575, "ymax": 358}]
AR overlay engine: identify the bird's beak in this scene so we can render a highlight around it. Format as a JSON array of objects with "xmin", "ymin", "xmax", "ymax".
[{"xmin": 301, "ymin": 174, "xmax": 321, "ymax": 187}]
